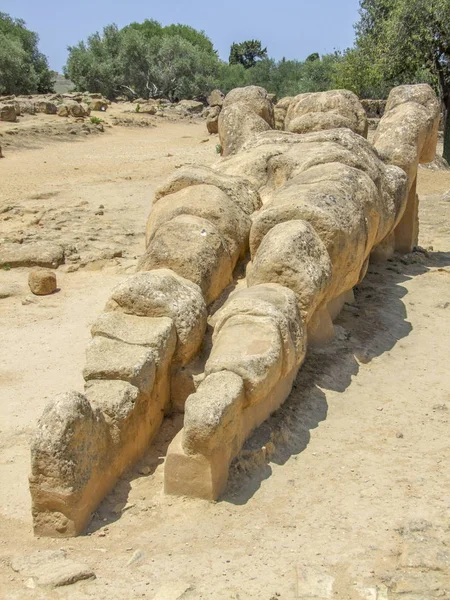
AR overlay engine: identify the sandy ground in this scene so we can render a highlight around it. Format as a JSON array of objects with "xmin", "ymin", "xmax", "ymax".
[{"xmin": 0, "ymin": 119, "xmax": 450, "ymax": 599}]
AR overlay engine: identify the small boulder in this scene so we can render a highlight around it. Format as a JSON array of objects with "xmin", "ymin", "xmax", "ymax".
[
  {"xmin": 207, "ymin": 89, "xmax": 225, "ymax": 108},
  {"xmin": 57, "ymin": 104, "xmax": 69, "ymax": 117},
  {"xmin": 139, "ymin": 103, "xmax": 157, "ymax": 115},
  {"xmin": 206, "ymin": 106, "xmax": 220, "ymax": 134},
  {"xmin": 35, "ymin": 101, "xmax": 57, "ymax": 115},
  {"xmin": 89, "ymin": 99, "xmax": 108, "ymax": 111},
  {"xmin": 69, "ymin": 102, "xmax": 89, "ymax": 117},
  {"xmin": 28, "ymin": 269, "xmax": 57, "ymax": 296},
  {"xmin": 176, "ymin": 100, "xmax": 204, "ymax": 114},
  {"xmin": 0, "ymin": 104, "xmax": 17, "ymax": 122}
]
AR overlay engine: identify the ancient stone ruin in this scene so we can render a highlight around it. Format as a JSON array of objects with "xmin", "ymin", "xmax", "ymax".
[{"xmin": 29, "ymin": 84, "xmax": 440, "ymax": 537}]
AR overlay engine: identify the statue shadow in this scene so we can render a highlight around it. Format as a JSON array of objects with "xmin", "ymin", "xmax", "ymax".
[
  {"xmin": 87, "ymin": 250, "xmax": 450, "ymax": 525},
  {"xmin": 86, "ymin": 414, "xmax": 184, "ymax": 533},
  {"xmin": 222, "ymin": 249, "xmax": 450, "ymax": 505}
]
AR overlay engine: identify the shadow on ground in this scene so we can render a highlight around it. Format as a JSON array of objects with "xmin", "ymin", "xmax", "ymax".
[
  {"xmin": 222, "ymin": 249, "xmax": 450, "ymax": 505},
  {"xmin": 87, "ymin": 250, "xmax": 450, "ymax": 526}
]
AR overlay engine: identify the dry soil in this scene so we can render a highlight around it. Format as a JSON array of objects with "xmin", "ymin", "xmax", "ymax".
[{"xmin": 0, "ymin": 116, "xmax": 449, "ymax": 599}]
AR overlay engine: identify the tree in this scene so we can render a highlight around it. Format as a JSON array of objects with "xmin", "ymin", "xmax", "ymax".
[
  {"xmin": 342, "ymin": 0, "xmax": 450, "ymax": 161},
  {"xmin": 65, "ymin": 21, "xmax": 220, "ymax": 100},
  {"xmin": 0, "ymin": 12, "xmax": 54, "ymax": 94},
  {"xmin": 229, "ymin": 40, "xmax": 267, "ymax": 69}
]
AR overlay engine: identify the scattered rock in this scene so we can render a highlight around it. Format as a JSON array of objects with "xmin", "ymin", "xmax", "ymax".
[
  {"xmin": 0, "ymin": 104, "xmax": 17, "ymax": 122},
  {"xmin": 28, "ymin": 269, "xmax": 57, "ymax": 295},
  {"xmin": 89, "ymin": 99, "xmax": 108, "ymax": 111},
  {"xmin": 35, "ymin": 101, "xmax": 57, "ymax": 115},
  {"xmin": 176, "ymin": 100, "xmax": 204, "ymax": 114},
  {"xmin": 57, "ymin": 104, "xmax": 69, "ymax": 117},
  {"xmin": 11, "ymin": 550, "xmax": 95, "ymax": 588},
  {"xmin": 206, "ymin": 106, "xmax": 221, "ymax": 134},
  {"xmin": 0, "ymin": 243, "xmax": 64, "ymax": 269},
  {"xmin": 139, "ymin": 103, "xmax": 157, "ymax": 115},
  {"xmin": 207, "ymin": 89, "xmax": 225, "ymax": 108}
]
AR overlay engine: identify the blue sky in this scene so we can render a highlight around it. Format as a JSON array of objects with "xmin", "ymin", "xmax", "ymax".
[{"xmin": 2, "ymin": 0, "xmax": 361, "ymax": 72}]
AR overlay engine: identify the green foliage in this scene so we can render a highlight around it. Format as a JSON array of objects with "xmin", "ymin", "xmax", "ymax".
[
  {"xmin": 90, "ymin": 116, "xmax": 102, "ymax": 124},
  {"xmin": 229, "ymin": 40, "xmax": 268, "ymax": 69},
  {"xmin": 339, "ymin": 0, "xmax": 450, "ymax": 159},
  {"xmin": 124, "ymin": 20, "xmax": 216, "ymax": 55},
  {"xmin": 135, "ymin": 103, "xmax": 140, "ymax": 112},
  {"xmin": 0, "ymin": 12, "xmax": 54, "ymax": 94},
  {"xmin": 246, "ymin": 54, "xmax": 340, "ymax": 98},
  {"xmin": 65, "ymin": 22, "xmax": 219, "ymax": 100}
]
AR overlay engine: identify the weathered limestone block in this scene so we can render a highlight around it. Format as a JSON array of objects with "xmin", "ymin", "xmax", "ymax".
[
  {"xmin": 249, "ymin": 162, "xmax": 407, "ymax": 302},
  {"xmin": 206, "ymin": 314, "xmax": 284, "ymax": 406},
  {"xmin": 206, "ymin": 106, "xmax": 221, "ymax": 134},
  {"xmin": 374, "ymin": 84, "xmax": 440, "ymax": 178},
  {"xmin": 35, "ymin": 101, "xmax": 57, "ymax": 114},
  {"xmin": 138, "ymin": 215, "xmax": 233, "ymax": 305},
  {"xmin": 222, "ymin": 85, "xmax": 275, "ymax": 128},
  {"xmin": 105, "ymin": 269, "xmax": 207, "ymax": 365},
  {"xmin": 210, "ymin": 284, "xmax": 306, "ymax": 377},
  {"xmin": 91, "ymin": 312, "xmax": 176, "ymax": 358},
  {"xmin": 165, "ymin": 371, "xmax": 245, "ymax": 499},
  {"xmin": 154, "ymin": 166, "xmax": 262, "ymax": 216},
  {"xmin": 83, "ymin": 337, "xmax": 156, "ymax": 391},
  {"xmin": 285, "ymin": 90, "xmax": 368, "ymax": 137},
  {"xmin": 144, "ymin": 184, "xmax": 251, "ymax": 263},
  {"xmin": 274, "ymin": 97, "xmax": 293, "ymax": 130},
  {"xmin": 166, "ymin": 358, "xmax": 300, "ymax": 500},
  {"xmin": 274, "ymin": 107, "xmax": 287, "ymax": 130},
  {"xmin": 248, "ymin": 220, "xmax": 332, "ymax": 323},
  {"xmin": 0, "ymin": 104, "xmax": 17, "ymax": 122},
  {"xmin": 30, "ymin": 312, "xmax": 177, "ymax": 537},
  {"xmin": 30, "ymin": 392, "xmax": 110, "ymax": 537},
  {"xmin": 207, "ymin": 89, "xmax": 225, "ymax": 107},
  {"xmin": 183, "ymin": 371, "xmax": 245, "ymax": 457},
  {"xmin": 374, "ymin": 84, "xmax": 440, "ymax": 252},
  {"xmin": 217, "ymin": 128, "xmax": 404, "ymax": 208},
  {"xmin": 219, "ymin": 102, "xmax": 272, "ymax": 157},
  {"xmin": 0, "ymin": 242, "xmax": 64, "ymax": 269},
  {"xmin": 165, "ymin": 282, "xmax": 307, "ymax": 500},
  {"xmin": 276, "ymin": 97, "xmax": 294, "ymax": 110}
]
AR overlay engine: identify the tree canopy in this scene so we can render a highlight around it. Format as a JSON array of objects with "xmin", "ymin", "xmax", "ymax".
[
  {"xmin": 65, "ymin": 22, "xmax": 218, "ymax": 100},
  {"xmin": 229, "ymin": 40, "xmax": 268, "ymax": 69},
  {"xmin": 0, "ymin": 12, "xmax": 54, "ymax": 95},
  {"xmin": 336, "ymin": 0, "xmax": 450, "ymax": 159}
]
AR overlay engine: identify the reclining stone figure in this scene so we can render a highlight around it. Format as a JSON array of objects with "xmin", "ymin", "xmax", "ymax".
[{"xmin": 29, "ymin": 84, "xmax": 440, "ymax": 536}]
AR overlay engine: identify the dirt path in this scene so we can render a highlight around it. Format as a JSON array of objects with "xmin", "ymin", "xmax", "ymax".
[{"xmin": 0, "ymin": 125, "xmax": 449, "ymax": 599}]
